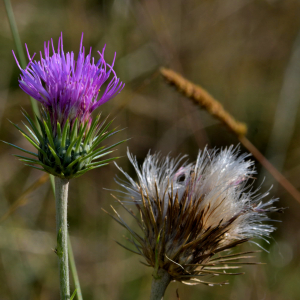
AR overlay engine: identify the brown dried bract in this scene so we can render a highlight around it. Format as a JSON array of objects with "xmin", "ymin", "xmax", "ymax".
[{"xmin": 104, "ymin": 184, "xmax": 261, "ymax": 286}]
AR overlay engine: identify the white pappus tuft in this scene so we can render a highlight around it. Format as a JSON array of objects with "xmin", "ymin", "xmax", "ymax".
[{"xmin": 109, "ymin": 146, "xmax": 282, "ymax": 285}]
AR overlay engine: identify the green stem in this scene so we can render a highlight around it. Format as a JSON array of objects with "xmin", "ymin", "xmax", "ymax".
[
  {"xmin": 4, "ymin": 1, "xmax": 82, "ymax": 298},
  {"xmin": 150, "ymin": 269, "xmax": 171, "ymax": 300},
  {"xmin": 68, "ymin": 234, "xmax": 83, "ymax": 300},
  {"xmin": 55, "ymin": 177, "xmax": 70, "ymax": 300},
  {"xmin": 50, "ymin": 174, "xmax": 56, "ymax": 195},
  {"xmin": 3, "ymin": 0, "xmax": 40, "ymax": 119}
]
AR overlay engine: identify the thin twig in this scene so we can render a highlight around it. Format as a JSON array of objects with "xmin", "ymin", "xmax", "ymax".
[
  {"xmin": 176, "ymin": 289, "xmax": 181, "ymax": 300},
  {"xmin": 239, "ymin": 136, "xmax": 300, "ymax": 203},
  {"xmin": 0, "ymin": 173, "xmax": 49, "ymax": 223}
]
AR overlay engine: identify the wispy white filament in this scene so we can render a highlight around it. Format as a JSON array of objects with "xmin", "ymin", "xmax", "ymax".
[{"xmin": 115, "ymin": 146, "xmax": 278, "ymax": 246}]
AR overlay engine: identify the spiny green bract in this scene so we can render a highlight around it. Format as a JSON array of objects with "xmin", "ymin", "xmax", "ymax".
[{"xmin": 5, "ymin": 110, "xmax": 125, "ymax": 179}]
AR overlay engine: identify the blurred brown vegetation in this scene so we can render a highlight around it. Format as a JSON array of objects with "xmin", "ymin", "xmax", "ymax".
[{"xmin": 1, "ymin": 0, "xmax": 300, "ymax": 299}]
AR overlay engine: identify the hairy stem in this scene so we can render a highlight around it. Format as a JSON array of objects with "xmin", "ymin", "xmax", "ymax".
[
  {"xmin": 150, "ymin": 269, "xmax": 171, "ymax": 300},
  {"xmin": 55, "ymin": 177, "xmax": 70, "ymax": 300}
]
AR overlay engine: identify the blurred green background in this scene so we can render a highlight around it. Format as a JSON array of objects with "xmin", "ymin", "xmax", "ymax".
[{"xmin": 0, "ymin": 0, "xmax": 300, "ymax": 299}]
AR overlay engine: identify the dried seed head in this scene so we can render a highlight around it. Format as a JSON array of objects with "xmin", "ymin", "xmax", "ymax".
[{"xmin": 109, "ymin": 146, "xmax": 282, "ymax": 285}]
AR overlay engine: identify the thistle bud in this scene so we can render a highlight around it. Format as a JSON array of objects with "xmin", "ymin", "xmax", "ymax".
[
  {"xmin": 108, "ymin": 147, "xmax": 282, "ymax": 286},
  {"xmin": 7, "ymin": 33, "xmax": 125, "ymax": 178}
]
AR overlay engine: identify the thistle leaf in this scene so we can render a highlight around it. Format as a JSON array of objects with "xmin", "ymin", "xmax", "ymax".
[
  {"xmin": 70, "ymin": 289, "xmax": 77, "ymax": 300},
  {"xmin": 14, "ymin": 155, "xmax": 47, "ymax": 167},
  {"xmin": 90, "ymin": 119, "xmax": 114, "ymax": 151},
  {"xmin": 9, "ymin": 120, "xmax": 36, "ymax": 143},
  {"xmin": 61, "ymin": 121, "xmax": 70, "ymax": 149},
  {"xmin": 19, "ymin": 132, "xmax": 48, "ymax": 157},
  {"xmin": 87, "ymin": 139, "xmax": 127, "ymax": 161},
  {"xmin": 92, "ymin": 150, "xmax": 114, "ymax": 161},
  {"xmin": 75, "ymin": 122, "xmax": 88, "ymax": 153},
  {"xmin": 93, "ymin": 115, "xmax": 109, "ymax": 137},
  {"xmin": 24, "ymin": 164, "xmax": 45, "ymax": 172},
  {"xmin": 85, "ymin": 157, "xmax": 119, "ymax": 167},
  {"xmin": 48, "ymin": 144, "xmax": 62, "ymax": 167},
  {"xmin": 65, "ymin": 138, "xmax": 79, "ymax": 160},
  {"xmin": 43, "ymin": 120, "xmax": 56, "ymax": 149},
  {"xmin": 83, "ymin": 114, "xmax": 101, "ymax": 147},
  {"xmin": 65, "ymin": 155, "xmax": 82, "ymax": 170},
  {"xmin": 88, "ymin": 163, "xmax": 109, "ymax": 169},
  {"xmin": 69, "ymin": 118, "xmax": 78, "ymax": 144},
  {"xmin": 22, "ymin": 122, "xmax": 39, "ymax": 143},
  {"xmin": 21, "ymin": 110, "xmax": 43, "ymax": 141},
  {"xmin": 72, "ymin": 168, "xmax": 92, "ymax": 178},
  {"xmin": 91, "ymin": 128, "xmax": 120, "ymax": 150},
  {"xmin": 36, "ymin": 117, "xmax": 46, "ymax": 137},
  {"xmin": 57, "ymin": 122, "xmax": 62, "ymax": 141},
  {"xmin": 2, "ymin": 141, "xmax": 38, "ymax": 157}
]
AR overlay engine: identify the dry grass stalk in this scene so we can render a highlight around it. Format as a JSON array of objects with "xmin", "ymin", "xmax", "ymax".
[
  {"xmin": 161, "ymin": 67, "xmax": 300, "ymax": 204},
  {"xmin": 160, "ymin": 67, "xmax": 247, "ymax": 137},
  {"xmin": 0, "ymin": 173, "xmax": 49, "ymax": 222},
  {"xmin": 176, "ymin": 289, "xmax": 180, "ymax": 300}
]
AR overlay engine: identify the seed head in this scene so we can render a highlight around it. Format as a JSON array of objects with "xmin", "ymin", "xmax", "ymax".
[{"xmin": 108, "ymin": 147, "xmax": 282, "ymax": 285}]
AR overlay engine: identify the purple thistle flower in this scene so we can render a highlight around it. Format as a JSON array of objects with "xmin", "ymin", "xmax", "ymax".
[
  {"xmin": 7, "ymin": 33, "xmax": 126, "ymax": 179},
  {"xmin": 13, "ymin": 32, "xmax": 124, "ymax": 128}
]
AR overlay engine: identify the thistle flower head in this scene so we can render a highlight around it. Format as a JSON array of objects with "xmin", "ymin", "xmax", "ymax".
[
  {"xmin": 8, "ymin": 34, "xmax": 125, "ymax": 179},
  {"xmin": 13, "ymin": 32, "xmax": 124, "ymax": 129},
  {"xmin": 108, "ymin": 147, "xmax": 282, "ymax": 285}
]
